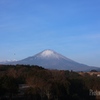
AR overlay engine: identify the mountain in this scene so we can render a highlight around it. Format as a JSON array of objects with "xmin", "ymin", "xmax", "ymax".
[
  {"xmin": 0, "ymin": 60, "xmax": 17, "ymax": 64},
  {"xmin": 5, "ymin": 49, "xmax": 98, "ymax": 71}
]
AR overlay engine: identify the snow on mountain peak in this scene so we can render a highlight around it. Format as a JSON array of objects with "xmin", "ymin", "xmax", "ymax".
[{"xmin": 40, "ymin": 49, "xmax": 55, "ymax": 57}]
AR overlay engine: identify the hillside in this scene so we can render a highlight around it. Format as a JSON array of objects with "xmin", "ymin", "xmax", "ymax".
[{"xmin": 0, "ymin": 64, "xmax": 100, "ymax": 100}]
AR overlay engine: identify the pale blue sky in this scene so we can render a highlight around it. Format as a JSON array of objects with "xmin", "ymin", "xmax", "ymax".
[{"xmin": 0, "ymin": 0, "xmax": 100, "ymax": 67}]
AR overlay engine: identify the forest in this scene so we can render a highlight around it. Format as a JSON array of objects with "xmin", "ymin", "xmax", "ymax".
[{"xmin": 0, "ymin": 64, "xmax": 100, "ymax": 100}]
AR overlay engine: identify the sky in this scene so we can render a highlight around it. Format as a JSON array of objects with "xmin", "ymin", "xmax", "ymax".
[{"xmin": 0, "ymin": 0, "xmax": 100, "ymax": 67}]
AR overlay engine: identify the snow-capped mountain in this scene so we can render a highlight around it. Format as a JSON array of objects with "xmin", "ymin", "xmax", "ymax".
[
  {"xmin": 0, "ymin": 60, "xmax": 17, "ymax": 64},
  {"xmin": 6, "ymin": 49, "xmax": 96, "ymax": 71}
]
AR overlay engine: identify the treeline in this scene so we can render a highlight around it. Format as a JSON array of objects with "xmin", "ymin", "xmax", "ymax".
[{"xmin": 0, "ymin": 64, "xmax": 100, "ymax": 100}]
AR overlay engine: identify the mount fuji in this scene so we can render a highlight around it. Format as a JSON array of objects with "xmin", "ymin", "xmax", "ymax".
[{"xmin": 5, "ymin": 49, "xmax": 97, "ymax": 71}]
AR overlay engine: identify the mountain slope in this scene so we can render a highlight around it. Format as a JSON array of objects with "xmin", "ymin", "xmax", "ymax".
[{"xmin": 6, "ymin": 49, "xmax": 95, "ymax": 71}]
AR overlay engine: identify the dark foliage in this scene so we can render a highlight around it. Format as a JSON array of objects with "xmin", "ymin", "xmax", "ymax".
[{"xmin": 0, "ymin": 65, "xmax": 99, "ymax": 100}]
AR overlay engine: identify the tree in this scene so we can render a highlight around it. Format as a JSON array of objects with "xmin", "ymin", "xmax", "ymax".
[{"xmin": 2, "ymin": 76, "xmax": 18, "ymax": 100}]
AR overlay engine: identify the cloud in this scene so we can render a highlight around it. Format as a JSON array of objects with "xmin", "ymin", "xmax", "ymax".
[
  {"xmin": 87, "ymin": 33, "xmax": 100, "ymax": 39},
  {"xmin": 72, "ymin": 33, "xmax": 100, "ymax": 40}
]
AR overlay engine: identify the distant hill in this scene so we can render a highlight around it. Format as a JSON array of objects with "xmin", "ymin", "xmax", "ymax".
[{"xmin": 5, "ymin": 49, "xmax": 99, "ymax": 71}]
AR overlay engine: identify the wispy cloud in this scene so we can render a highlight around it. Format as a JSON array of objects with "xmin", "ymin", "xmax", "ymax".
[
  {"xmin": 77, "ymin": 33, "xmax": 100, "ymax": 41},
  {"xmin": 69, "ymin": 33, "xmax": 100, "ymax": 40},
  {"xmin": 87, "ymin": 33, "xmax": 100, "ymax": 39}
]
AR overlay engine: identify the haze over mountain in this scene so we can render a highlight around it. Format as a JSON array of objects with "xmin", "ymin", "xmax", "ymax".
[{"xmin": 5, "ymin": 49, "xmax": 98, "ymax": 71}]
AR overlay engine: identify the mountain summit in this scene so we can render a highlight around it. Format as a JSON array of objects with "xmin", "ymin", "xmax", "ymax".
[
  {"xmin": 34, "ymin": 49, "xmax": 72, "ymax": 60},
  {"xmin": 7, "ymin": 49, "xmax": 94, "ymax": 71},
  {"xmin": 35, "ymin": 49, "xmax": 61, "ymax": 58},
  {"xmin": 39, "ymin": 49, "xmax": 55, "ymax": 57}
]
